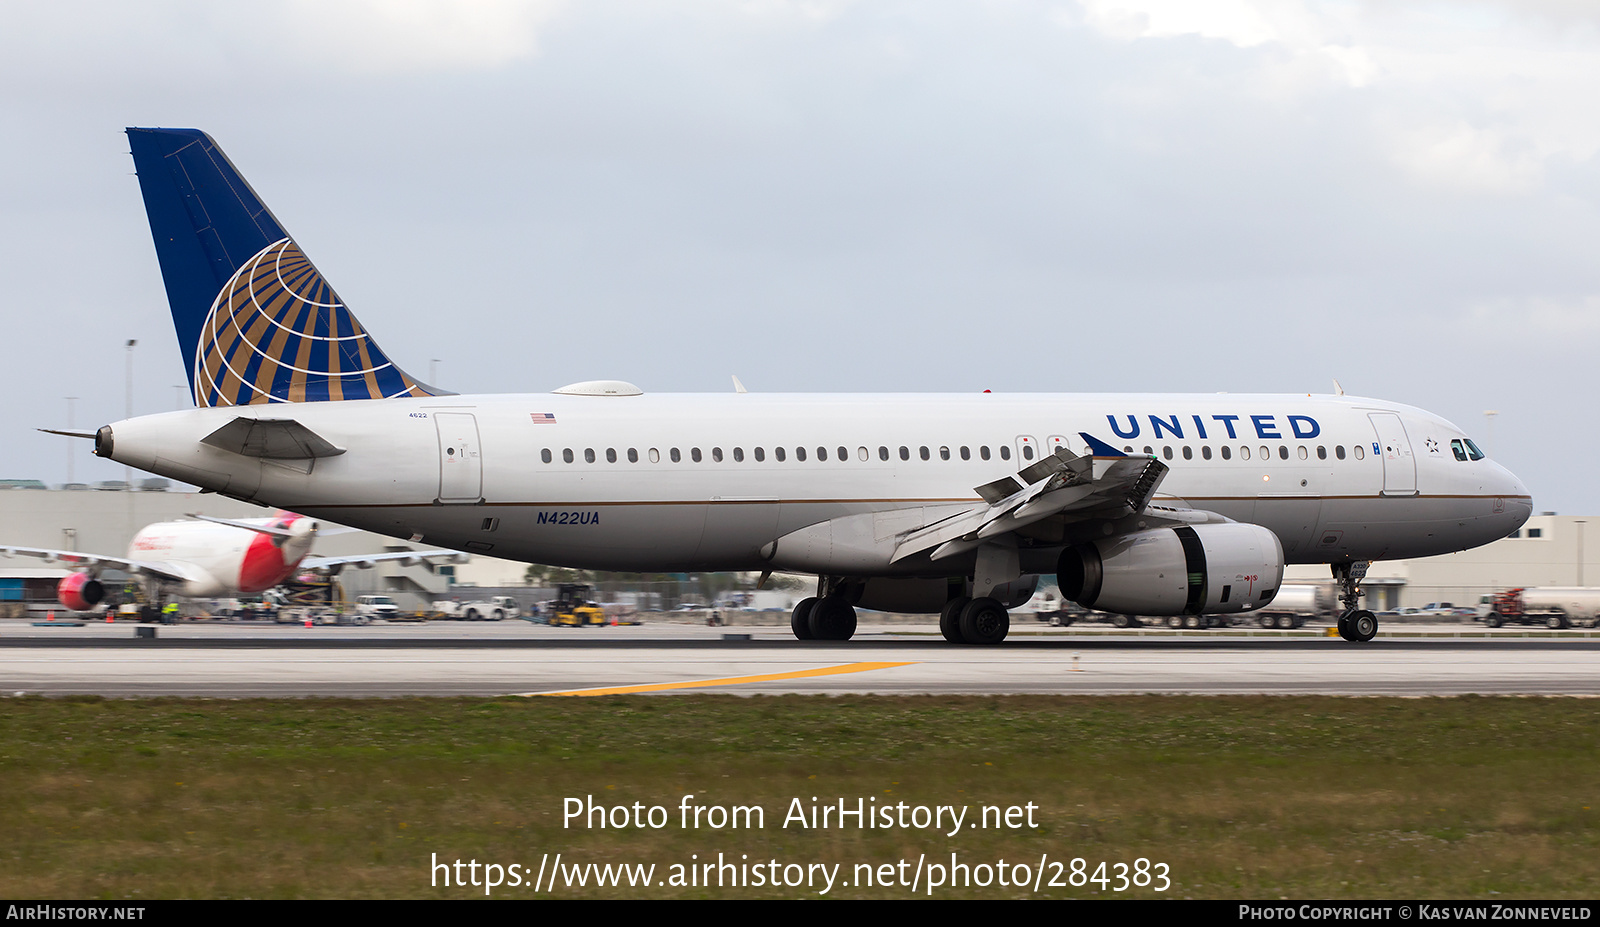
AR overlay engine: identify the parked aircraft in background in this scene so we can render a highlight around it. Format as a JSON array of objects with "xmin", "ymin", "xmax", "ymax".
[
  {"xmin": 74, "ymin": 127, "xmax": 1531, "ymax": 643},
  {"xmin": 1, "ymin": 511, "xmax": 459, "ymax": 618}
]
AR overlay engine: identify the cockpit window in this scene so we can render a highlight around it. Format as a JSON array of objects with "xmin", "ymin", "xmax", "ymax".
[
  {"xmin": 1463, "ymin": 438, "xmax": 1485, "ymax": 461},
  {"xmin": 1450, "ymin": 439, "xmax": 1469, "ymax": 462}
]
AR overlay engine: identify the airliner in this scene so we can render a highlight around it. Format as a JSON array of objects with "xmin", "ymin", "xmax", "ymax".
[
  {"xmin": 77, "ymin": 127, "xmax": 1531, "ymax": 644},
  {"xmin": 1, "ymin": 512, "xmax": 458, "ymax": 619}
]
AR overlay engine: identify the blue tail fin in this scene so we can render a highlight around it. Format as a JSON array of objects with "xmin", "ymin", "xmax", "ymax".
[{"xmin": 126, "ymin": 128, "xmax": 442, "ymax": 406}]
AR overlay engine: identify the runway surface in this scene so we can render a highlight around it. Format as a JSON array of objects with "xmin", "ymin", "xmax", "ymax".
[{"xmin": 2, "ymin": 619, "xmax": 1597, "ymax": 697}]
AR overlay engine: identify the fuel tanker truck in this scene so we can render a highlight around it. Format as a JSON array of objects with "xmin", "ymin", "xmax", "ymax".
[{"xmin": 1481, "ymin": 587, "xmax": 1600, "ymax": 629}]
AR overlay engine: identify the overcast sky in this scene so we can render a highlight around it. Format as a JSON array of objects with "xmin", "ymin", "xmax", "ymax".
[{"xmin": 1, "ymin": 0, "xmax": 1596, "ymax": 513}]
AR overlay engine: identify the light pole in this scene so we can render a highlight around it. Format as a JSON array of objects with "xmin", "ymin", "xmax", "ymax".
[
  {"xmin": 1577, "ymin": 520, "xmax": 1586, "ymax": 586},
  {"xmin": 124, "ymin": 339, "xmax": 136, "ymax": 484},
  {"xmin": 65, "ymin": 396, "xmax": 78, "ymax": 484},
  {"xmin": 430, "ymin": 358, "xmax": 441, "ymax": 386},
  {"xmin": 1483, "ymin": 410, "xmax": 1498, "ymax": 456}
]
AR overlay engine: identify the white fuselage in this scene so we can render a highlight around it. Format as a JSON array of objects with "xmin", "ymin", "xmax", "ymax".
[
  {"xmin": 99, "ymin": 391, "xmax": 1532, "ymax": 580},
  {"xmin": 127, "ymin": 516, "xmax": 312, "ymax": 598}
]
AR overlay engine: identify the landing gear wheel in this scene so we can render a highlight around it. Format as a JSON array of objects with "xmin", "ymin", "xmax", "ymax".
[
  {"xmin": 1337, "ymin": 612, "xmax": 1353, "ymax": 641},
  {"xmin": 959, "ymin": 597, "xmax": 1009, "ymax": 645},
  {"xmin": 1348, "ymin": 609, "xmax": 1378, "ymax": 642},
  {"xmin": 790, "ymin": 597, "xmax": 818, "ymax": 640},
  {"xmin": 940, "ymin": 596, "xmax": 971, "ymax": 643},
  {"xmin": 808, "ymin": 595, "xmax": 857, "ymax": 641}
]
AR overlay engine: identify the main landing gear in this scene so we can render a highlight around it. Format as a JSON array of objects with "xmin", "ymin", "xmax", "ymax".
[
  {"xmin": 1333, "ymin": 561, "xmax": 1377, "ymax": 643},
  {"xmin": 938, "ymin": 596, "xmax": 1010, "ymax": 645},
  {"xmin": 790, "ymin": 578, "xmax": 859, "ymax": 642}
]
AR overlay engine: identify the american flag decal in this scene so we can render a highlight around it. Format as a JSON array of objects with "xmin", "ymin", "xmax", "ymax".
[{"xmin": 530, "ymin": 413, "xmax": 557, "ymax": 424}]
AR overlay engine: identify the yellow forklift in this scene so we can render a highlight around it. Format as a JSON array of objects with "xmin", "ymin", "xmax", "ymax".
[{"xmin": 549, "ymin": 583, "xmax": 607, "ymax": 627}]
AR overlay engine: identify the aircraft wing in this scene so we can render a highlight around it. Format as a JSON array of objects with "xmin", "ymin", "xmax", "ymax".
[
  {"xmin": 0, "ymin": 546, "xmax": 189, "ymax": 582},
  {"xmin": 302, "ymin": 550, "xmax": 469, "ymax": 571},
  {"xmin": 889, "ymin": 434, "xmax": 1174, "ymax": 563}
]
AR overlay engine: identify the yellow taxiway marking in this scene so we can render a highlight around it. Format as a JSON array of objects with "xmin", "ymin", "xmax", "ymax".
[{"xmin": 524, "ymin": 662, "xmax": 916, "ymax": 697}]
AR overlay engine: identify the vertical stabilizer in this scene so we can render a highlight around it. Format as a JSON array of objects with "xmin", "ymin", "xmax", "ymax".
[{"xmin": 126, "ymin": 127, "xmax": 442, "ymax": 406}]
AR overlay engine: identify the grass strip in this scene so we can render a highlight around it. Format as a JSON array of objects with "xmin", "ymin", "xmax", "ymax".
[{"xmin": 1, "ymin": 694, "xmax": 1596, "ymax": 899}]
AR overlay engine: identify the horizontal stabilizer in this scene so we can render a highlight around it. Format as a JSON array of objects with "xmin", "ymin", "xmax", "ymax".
[{"xmin": 201, "ymin": 417, "xmax": 346, "ymax": 460}]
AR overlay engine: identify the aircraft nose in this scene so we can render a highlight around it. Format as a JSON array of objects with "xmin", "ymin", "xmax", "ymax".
[{"xmin": 1490, "ymin": 461, "xmax": 1532, "ymax": 535}]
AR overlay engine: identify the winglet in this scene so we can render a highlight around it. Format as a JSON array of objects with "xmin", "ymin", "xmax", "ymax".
[{"xmin": 1078, "ymin": 432, "xmax": 1126, "ymax": 457}]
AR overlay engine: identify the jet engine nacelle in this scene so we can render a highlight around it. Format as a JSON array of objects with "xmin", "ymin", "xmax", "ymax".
[
  {"xmin": 1056, "ymin": 523, "xmax": 1285, "ymax": 616},
  {"xmin": 57, "ymin": 572, "xmax": 105, "ymax": 612}
]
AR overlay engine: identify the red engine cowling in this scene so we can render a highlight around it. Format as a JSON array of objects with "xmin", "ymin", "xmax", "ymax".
[
  {"xmin": 57, "ymin": 572, "xmax": 106, "ymax": 611},
  {"xmin": 1057, "ymin": 523, "xmax": 1285, "ymax": 616}
]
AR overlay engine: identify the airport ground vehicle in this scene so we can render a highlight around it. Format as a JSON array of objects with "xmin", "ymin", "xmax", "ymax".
[
  {"xmin": 1481, "ymin": 588, "xmax": 1600, "ymax": 629},
  {"xmin": 1250, "ymin": 584, "xmax": 1336, "ymax": 629},
  {"xmin": 353, "ymin": 594, "xmax": 400, "ymax": 620},
  {"xmin": 549, "ymin": 584, "xmax": 606, "ymax": 627},
  {"xmin": 84, "ymin": 127, "xmax": 1535, "ymax": 646},
  {"xmin": 434, "ymin": 595, "xmax": 519, "ymax": 621}
]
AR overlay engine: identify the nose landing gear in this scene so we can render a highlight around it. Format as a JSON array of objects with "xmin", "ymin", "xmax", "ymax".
[{"xmin": 1333, "ymin": 561, "xmax": 1377, "ymax": 642}]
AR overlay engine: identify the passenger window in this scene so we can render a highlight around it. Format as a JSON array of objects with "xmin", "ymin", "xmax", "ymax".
[
  {"xmin": 776, "ymin": 447, "xmax": 786, "ymax": 462},
  {"xmin": 606, "ymin": 448, "xmax": 617, "ymax": 463},
  {"xmin": 584, "ymin": 448, "xmax": 596, "ymax": 463},
  {"xmin": 940, "ymin": 446, "xmax": 951, "ymax": 461},
  {"xmin": 1335, "ymin": 445, "xmax": 1345, "ymax": 460},
  {"xmin": 670, "ymin": 448, "xmax": 681, "ymax": 463},
  {"xmin": 712, "ymin": 447, "xmax": 723, "ymax": 462},
  {"xmin": 755, "ymin": 447, "xmax": 765, "ymax": 462},
  {"xmin": 649, "ymin": 448, "xmax": 660, "ymax": 463},
  {"xmin": 796, "ymin": 447, "xmax": 807, "ymax": 462},
  {"xmin": 980, "ymin": 446, "xmax": 991, "ymax": 460},
  {"xmin": 920, "ymin": 446, "xmax": 930, "ymax": 461},
  {"xmin": 1023, "ymin": 445, "xmax": 1035, "ymax": 460},
  {"xmin": 691, "ymin": 448, "xmax": 702, "ymax": 463},
  {"xmin": 541, "ymin": 449, "xmax": 552, "ymax": 464},
  {"xmin": 899, "ymin": 446, "xmax": 910, "ymax": 461},
  {"xmin": 1260, "ymin": 446, "xmax": 1270, "ymax": 460},
  {"xmin": 817, "ymin": 447, "xmax": 827, "ymax": 461},
  {"xmin": 733, "ymin": 447, "xmax": 744, "ymax": 462},
  {"xmin": 1143, "ymin": 446, "xmax": 1153, "ymax": 456},
  {"xmin": 960, "ymin": 446, "xmax": 970, "ymax": 460},
  {"xmin": 1354, "ymin": 445, "xmax": 1365, "ymax": 460},
  {"xmin": 628, "ymin": 448, "xmax": 639, "ymax": 463},
  {"xmin": 1316, "ymin": 446, "xmax": 1326, "ymax": 460},
  {"xmin": 1201, "ymin": 446, "xmax": 1212, "ymax": 460},
  {"xmin": 838, "ymin": 446, "xmax": 848, "ymax": 461},
  {"xmin": 1240, "ymin": 446, "xmax": 1250, "ymax": 461},
  {"xmin": 1162, "ymin": 446, "xmax": 1173, "ymax": 460},
  {"xmin": 879, "ymin": 446, "xmax": 889, "ymax": 461},
  {"xmin": 1000, "ymin": 446, "xmax": 1011, "ymax": 461},
  {"xmin": 1221, "ymin": 446, "xmax": 1231, "ymax": 460},
  {"xmin": 563, "ymin": 448, "xmax": 574, "ymax": 463},
  {"xmin": 858, "ymin": 446, "xmax": 868, "ymax": 461},
  {"xmin": 1182, "ymin": 446, "xmax": 1193, "ymax": 460}
]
